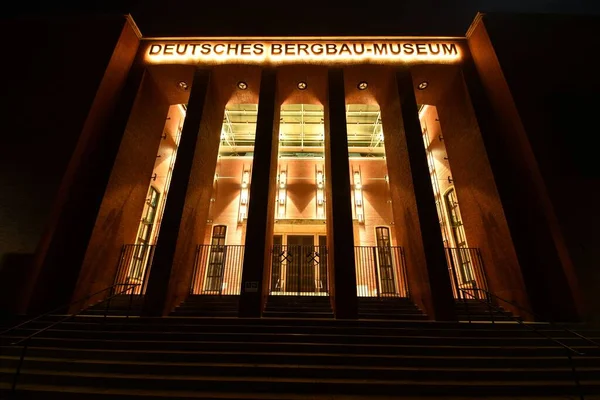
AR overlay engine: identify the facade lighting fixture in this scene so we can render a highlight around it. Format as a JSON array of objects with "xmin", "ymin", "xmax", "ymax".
[
  {"xmin": 297, "ymin": 81, "xmax": 307, "ymax": 90},
  {"xmin": 418, "ymin": 81, "xmax": 429, "ymax": 90},
  {"xmin": 177, "ymin": 81, "xmax": 189, "ymax": 91},
  {"xmin": 237, "ymin": 81, "xmax": 248, "ymax": 90},
  {"xmin": 357, "ymin": 81, "xmax": 368, "ymax": 90}
]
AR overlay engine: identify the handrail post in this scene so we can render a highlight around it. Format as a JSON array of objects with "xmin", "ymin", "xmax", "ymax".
[
  {"xmin": 372, "ymin": 247, "xmax": 381, "ymax": 298},
  {"xmin": 127, "ymin": 284, "xmax": 135, "ymax": 319},
  {"xmin": 465, "ymin": 295, "xmax": 471, "ymax": 324},
  {"xmin": 11, "ymin": 338, "xmax": 29, "ymax": 394},
  {"xmin": 567, "ymin": 351, "xmax": 584, "ymax": 400}
]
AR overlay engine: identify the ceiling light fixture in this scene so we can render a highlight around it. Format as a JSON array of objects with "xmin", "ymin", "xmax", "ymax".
[
  {"xmin": 177, "ymin": 81, "xmax": 189, "ymax": 91},
  {"xmin": 297, "ymin": 81, "xmax": 307, "ymax": 90},
  {"xmin": 357, "ymin": 81, "xmax": 368, "ymax": 90},
  {"xmin": 417, "ymin": 81, "xmax": 429, "ymax": 90},
  {"xmin": 237, "ymin": 81, "xmax": 248, "ymax": 90}
]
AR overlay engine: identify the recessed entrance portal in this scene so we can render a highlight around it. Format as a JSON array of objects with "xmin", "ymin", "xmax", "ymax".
[{"xmin": 270, "ymin": 234, "xmax": 328, "ymax": 296}]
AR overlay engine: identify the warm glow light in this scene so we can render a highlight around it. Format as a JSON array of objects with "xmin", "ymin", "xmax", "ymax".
[
  {"xmin": 145, "ymin": 40, "xmax": 462, "ymax": 65},
  {"xmin": 355, "ymin": 190, "xmax": 362, "ymax": 206}
]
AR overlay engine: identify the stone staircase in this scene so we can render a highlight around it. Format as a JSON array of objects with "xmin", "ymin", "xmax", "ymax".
[
  {"xmin": 83, "ymin": 294, "xmax": 145, "ymax": 316},
  {"xmin": 2, "ymin": 316, "xmax": 600, "ymax": 398},
  {"xmin": 263, "ymin": 295, "xmax": 334, "ymax": 318},
  {"xmin": 171, "ymin": 295, "xmax": 240, "ymax": 317},
  {"xmin": 455, "ymin": 299, "xmax": 515, "ymax": 321},
  {"xmin": 358, "ymin": 297, "xmax": 427, "ymax": 320}
]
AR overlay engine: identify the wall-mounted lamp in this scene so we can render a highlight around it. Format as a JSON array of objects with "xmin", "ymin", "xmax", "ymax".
[
  {"xmin": 238, "ymin": 169, "xmax": 250, "ymax": 222},
  {"xmin": 316, "ymin": 168, "xmax": 325, "ymax": 219},
  {"xmin": 357, "ymin": 81, "xmax": 368, "ymax": 90},
  {"xmin": 237, "ymin": 81, "xmax": 248, "ymax": 90},
  {"xmin": 277, "ymin": 168, "xmax": 287, "ymax": 217},
  {"xmin": 417, "ymin": 81, "xmax": 429, "ymax": 90},
  {"xmin": 353, "ymin": 169, "xmax": 364, "ymax": 224},
  {"xmin": 297, "ymin": 81, "xmax": 307, "ymax": 90}
]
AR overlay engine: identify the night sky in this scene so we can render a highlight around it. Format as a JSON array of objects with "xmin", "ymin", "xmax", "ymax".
[{"xmin": 3, "ymin": 0, "xmax": 600, "ymax": 36}]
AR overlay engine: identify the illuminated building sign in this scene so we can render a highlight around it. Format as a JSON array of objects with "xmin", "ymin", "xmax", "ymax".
[{"xmin": 144, "ymin": 40, "xmax": 461, "ymax": 64}]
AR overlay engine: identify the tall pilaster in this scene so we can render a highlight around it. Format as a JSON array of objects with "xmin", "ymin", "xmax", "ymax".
[
  {"xmin": 324, "ymin": 68, "xmax": 358, "ymax": 319},
  {"xmin": 27, "ymin": 63, "xmax": 145, "ymax": 314},
  {"xmin": 142, "ymin": 67, "xmax": 213, "ymax": 316},
  {"xmin": 239, "ymin": 68, "xmax": 280, "ymax": 318},
  {"xmin": 395, "ymin": 68, "xmax": 455, "ymax": 321}
]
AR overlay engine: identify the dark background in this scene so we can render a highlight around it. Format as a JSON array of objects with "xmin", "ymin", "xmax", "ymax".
[{"xmin": 3, "ymin": 0, "xmax": 600, "ymax": 36}]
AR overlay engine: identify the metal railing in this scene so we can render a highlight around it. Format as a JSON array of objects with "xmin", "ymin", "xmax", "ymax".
[
  {"xmin": 445, "ymin": 247, "xmax": 488, "ymax": 300},
  {"xmin": 190, "ymin": 245, "xmax": 244, "ymax": 295},
  {"xmin": 270, "ymin": 245, "xmax": 328, "ymax": 296},
  {"xmin": 354, "ymin": 246, "xmax": 409, "ymax": 298},
  {"xmin": 0, "ymin": 283, "xmax": 139, "ymax": 397},
  {"xmin": 113, "ymin": 244, "xmax": 156, "ymax": 295},
  {"xmin": 460, "ymin": 288, "xmax": 600, "ymax": 400}
]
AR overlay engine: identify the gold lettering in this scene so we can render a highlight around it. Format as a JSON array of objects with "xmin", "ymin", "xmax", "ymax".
[
  {"xmin": 149, "ymin": 44, "xmax": 162, "ymax": 55},
  {"xmin": 213, "ymin": 44, "xmax": 225, "ymax": 55},
  {"xmin": 271, "ymin": 43, "xmax": 282, "ymax": 55},
  {"xmin": 311, "ymin": 43, "xmax": 323, "ymax": 55},
  {"xmin": 339, "ymin": 43, "xmax": 351, "ymax": 55},
  {"xmin": 442, "ymin": 43, "xmax": 457, "ymax": 55},
  {"xmin": 374, "ymin": 43, "xmax": 387, "ymax": 55}
]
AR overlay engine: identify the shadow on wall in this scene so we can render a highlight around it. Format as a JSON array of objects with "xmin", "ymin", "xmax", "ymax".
[{"xmin": 0, "ymin": 253, "xmax": 34, "ymax": 317}]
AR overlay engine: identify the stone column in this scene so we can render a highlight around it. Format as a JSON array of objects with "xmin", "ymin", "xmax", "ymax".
[
  {"xmin": 395, "ymin": 68, "xmax": 455, "ymax": 321},
  {"xmin": 239, "ymin": 68, "xmax": 280, "ymax": 318},
  {"xmin": 324, "ymin": 68, "xmax": 358, "ymax": 319},
  {"xmin": 142, "ymin": 67, "xmax": 213, "ymax": 316}
]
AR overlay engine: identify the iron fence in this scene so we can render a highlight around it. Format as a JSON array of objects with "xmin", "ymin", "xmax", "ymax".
[
  {"xmin": 354, "ymin": 246, "xmax": 409, "ymax": 298},
  {"xmin": 190, "ymin": 244, "xmax": 244, "ymax": 295},
  {"xmin": 445, "ymin": 247, "xmax": 489, "ymax": 299},
  {"xmin": 113, "ymin": 244, "xmax": 155, "ymax": 295}
]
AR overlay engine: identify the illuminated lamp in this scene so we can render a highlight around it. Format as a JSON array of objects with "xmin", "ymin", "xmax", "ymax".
[
  {"xmin": 357, "ymin": 81, "xmax": 368, "ymax": 90},
  {"xmin": 237, "ymin": 81, "xmax": 248, "ymax": 90},
  {"xmin": 297, "ymin": 81, "xmax": 308, "ymax": 90},
  {"xmin": 177, "ymin": 81, "xmax": 189, "ymax": 91},
  {"xmin": 417, "ymin": 81, "xmax": 429, "ymax": 90}
]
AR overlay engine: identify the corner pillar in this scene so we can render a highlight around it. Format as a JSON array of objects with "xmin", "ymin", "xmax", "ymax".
[{"xmin": 26, "ymin": 63, "xmax": 145, "ymax": 314}]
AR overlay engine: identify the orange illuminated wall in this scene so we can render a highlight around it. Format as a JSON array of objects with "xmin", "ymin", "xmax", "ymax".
[
  {"xmin": 350, "ymin": 159, "xmax": 396, "ymax": 246},
  {"xmin": 204, "ymin": 157, "xmax": 250, "ymax": 246},
  {"xmin": 144, "ymin": 105, "xmax": 185, "ymax": 244},
  {"xmin": 420, "ymin": 105, "xmax": 458, "ymax": 247},
  {"xmin": 275, "ymin": 159, "xmax": 325, "ymax": 220}
]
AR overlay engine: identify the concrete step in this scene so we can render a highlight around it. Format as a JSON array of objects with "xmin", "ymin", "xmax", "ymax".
[
  {"xmin": 16, "ymin": 320, "xmax": 597, "ymax": 339},
  {"xmin": 2, "ymin": 369, "xmax": 599, "ymax": 396},
  {"xmin": 3, "ymin": 337, "xmax": 599, "ymax": 357},
  {"xmin": 3, "ymin": 357, "xmax": 600, "ymax": 381},
  {"xmin": 4, "ymin": 328, "xmax": 600, "ymax": 348},
  {"xmin": 262, "ymin": 312, "xmax": 334, "ymax": 319},
  {"xmin": 3, "ymin": 346, "xmax": 600, "ymax": 368}
]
